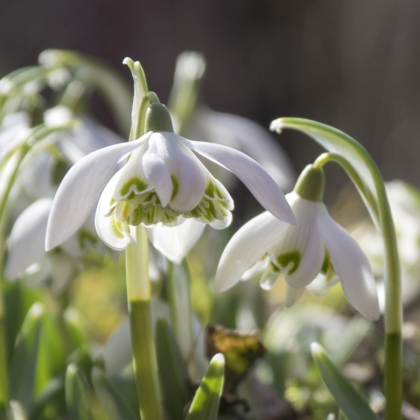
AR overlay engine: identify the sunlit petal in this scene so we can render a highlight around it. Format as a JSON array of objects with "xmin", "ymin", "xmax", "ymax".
[
  {"xmin": 182, "ymin": 138, "xmax": 295, "ymax": 225},
  {"xmin": 215, "ymin": 211, "xmax": 288, "ymax": 293},
  {"xmin": 146, "ymin": 218, "xmax": 205, "ymax": 263},
  {"xmin": 96, "ymin": 169, "xmax": 136, "ymax": 250},
  {"xmin": 46, "ymin": 135, "xmax": 149, "ymax": 251},
  {"xmin": 6, "ymin": 199, "xmax": 52, "ymax": 280},
  {"xmin": 317, "ymin": 204, "xmax": 380, "ymax": 320}
]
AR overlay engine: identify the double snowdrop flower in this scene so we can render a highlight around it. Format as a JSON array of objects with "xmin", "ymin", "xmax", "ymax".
[
  {"xmin": 216, "ymin": 164, "xmax": 380, "ymax": 320},
  {"xmin": 46, "ymin": 102, "xmax": 295, "ymax": 262}
]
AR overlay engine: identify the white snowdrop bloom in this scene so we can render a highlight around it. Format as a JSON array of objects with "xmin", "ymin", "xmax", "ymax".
[
  {"xmin": 216, "ymin": 165, "xmax": 380, "ymax": 320},
  {"xmin": 46, "ymin": 102, "xmax": 295, "ymax": 263},
  {"xmin": 5, "ymin": 198, "xmax": 99, "ymax": 291}
]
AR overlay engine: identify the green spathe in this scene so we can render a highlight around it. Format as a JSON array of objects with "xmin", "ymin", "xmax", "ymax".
[
  {"xmin": 294, "ymin": 164, "xmax": 325, "ymax": 202},
  {"xmin": 145, "ymin": 103, "xmax": 174, "ymax": 133}
]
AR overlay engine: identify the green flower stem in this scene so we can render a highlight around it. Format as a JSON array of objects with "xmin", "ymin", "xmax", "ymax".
[
  {"xmin": 125, "ymin": 226, "xmax": 163, "ymax": 420},
  {"xmin": 314, "ymin": 152, "xmax": 401, "ymax": 420},
  {"xmin": 167, "ymin": 260, "xmax": 196, "ymax": 378}
]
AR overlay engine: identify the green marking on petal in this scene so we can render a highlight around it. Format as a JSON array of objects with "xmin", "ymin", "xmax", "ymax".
[
  {"xmin": 277, "ymin": 250, "xmax": 302, "ymax": 275},
  {"xmin": 205, "ymin": 181, "xmax": 216, "ymax": 197},
  {"xmin": 170, "ymin": 175, "xmax": 179, "ymax": 201},
  {"xmin": 270, "ymin": 261, "xmax": 280, "ymax": 273},
  {"xmin": 120, "ymin": 177, "xmax": 148, "ymax": 197}
]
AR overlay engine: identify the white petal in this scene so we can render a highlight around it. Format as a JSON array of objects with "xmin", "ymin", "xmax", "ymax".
[
  {"xmin": 215, "ymin": 211, "xmax": 288, "ymax": 293},
  {"xmin": 145, "ymin": 218, "xmax": 205, "ymax": 263},
  {"xmin": 285, "ymin": 285, "xmax": 304, "ymax": 308},
  {"xmin": 146, "ymin": 133, "xmax": 207, "ymax": 212},
  {"xmin": 209, "ymin": 211, "xmax": 232, "ymax": 229},
  {"xmin": 317, "ymin": 204, "xmax": 380, "ymax": 320},
  {"xmin": 95, "ymin": 169, "xmax": 135, "ymax": 250},
  {"xmin": 5, "ymin": 199, "xmax": 52, "ymax": 280},
  {"xmin": 192, "ymin": 108, "xmax": 296, "ymax": 190},
  {"xmin": 182, "ymin": 138, "xmax": 296, "ymax": 225},
  {"xmin": 241, "ymin": 258, "xmax": 268, "ymax": 281},
  {"xmin": 46, "ymin": 135, "xmax": 149, "ymax": 251},
  {"xmin": 270, "ymin": 194, "xmax": 324, "ymax": 288}
]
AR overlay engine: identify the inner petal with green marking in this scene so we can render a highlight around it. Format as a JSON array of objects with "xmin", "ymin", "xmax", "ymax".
[
  {"xmin": 108, "ymin": 175, "xmax": 233, "ymax": 228},
  {"xmin": 275, "ymin": 250, "xmax": 302, "ymax": 275}
]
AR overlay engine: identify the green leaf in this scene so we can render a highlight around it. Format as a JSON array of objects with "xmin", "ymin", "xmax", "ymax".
[
  {"xmin": 155, "ymin": 318, "xmax": 192, "ymax": 420},
  {"xmin": 9, "ymin": 302, "xmax": 45, "ymax": 413},
  {"xmin": 65, "ymin": 364, "xmax": 89, "ymax": 420},
  {"xmin": 91, "ymin": 367, "xmax": 138, "ymax": 420},
  {"xmin": 186, "ymin": 354, "xmax": 225, "ymax": 420},
  {"xmin": 311, "ymin": 343, "xmax": 378, "ymax": 420},
  {"xmin": 63, "ymin": 307, "xmax": 87, "ymax": 350},
  {"xmin": 271, "ymin": 118, "xmax": 382, "ymax": 225}
]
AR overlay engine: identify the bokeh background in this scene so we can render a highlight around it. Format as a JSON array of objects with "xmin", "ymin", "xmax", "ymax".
[{"xmin": 2, "ymin": 0, "xmax": 420, "ymax": 192}]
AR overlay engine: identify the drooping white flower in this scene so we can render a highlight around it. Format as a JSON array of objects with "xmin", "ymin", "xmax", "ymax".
[
  {"xmin": 46, "ymin": 102, "xmax": 295, "ymax": 262},
  {"xmin": 5, "ymin": 198, "xmax": 99, "ymax": 291},
  {"xmin": 215, "ymin": 165, "xmax": 380, "ymax": 320}
]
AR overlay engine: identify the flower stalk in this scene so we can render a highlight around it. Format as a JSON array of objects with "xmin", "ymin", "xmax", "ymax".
[{"xmin": 126, "ymin": 226, "xmax": 163, "ymax": 420}]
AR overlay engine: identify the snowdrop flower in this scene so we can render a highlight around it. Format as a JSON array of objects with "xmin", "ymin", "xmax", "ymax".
[
  {"xmin": 5, "ymin": 198, "xmax": 99, "ymax": 291},
  {"xmin": 216, "ymin": 164, "xmax": 380, "ymax": 320},
  {"xmin": 169, "ymin": 51, "xmax": 295, "ymax": 191},
  {"xmin": 46, "ymin": 102, "xmax": 295, "ymax": 262}
]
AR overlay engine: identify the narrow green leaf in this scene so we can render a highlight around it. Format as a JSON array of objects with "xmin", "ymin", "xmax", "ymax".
[
  {"xmin": 186, "ymin": 354, "xmax": 225, "ymax": 420},
  {"xmin": 91, "ymin": 367, "xmax": 138, "ymax": 420},
  {"xmin": 63, "ymin": 307, "xmax": 87, "ymax": 350},
  {"xmin": 311, "ymin": 343, "xmax": 378, "ymax": 420},
  {"xmin": 155, "ymin": 318, "xmax": 192, "ymax": 420},
  {"xmin": 65, "ymin": 364, "xmax": 89, "ymax": 420},
  {"xmin": 9, "ymin": 303, "xmax": 44, "ymax": 413}
]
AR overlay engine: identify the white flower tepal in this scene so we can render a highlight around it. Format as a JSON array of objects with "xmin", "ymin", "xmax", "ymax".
[{"xmin": 216, "ymin": 165, "xmax": 380, "ymax": 320}]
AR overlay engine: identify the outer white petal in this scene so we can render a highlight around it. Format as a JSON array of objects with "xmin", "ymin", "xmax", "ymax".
[
  {"xmin": 191, "ymin": 108, "xmax": 295, "ymax": 190},
  {"xmin": 95, "ymin": 169, "xmax": 135, "ymax": 250},
  {"xmin": 145, "ymin": 218, "xmax": 205, "ymax": 263},
  {"xmin": 317, "ymin": 204, "xmax": 380, "ymax": 320},
  {"xmin": 271, "ymin": 194, "xmax": 324, "ymax": 288},
  {"xmin": 46, "ymin": 135, "xmax": 149, "ymax": 251},
  {"xmin": 215, "ymin": 211, "xmax": 288, "ymax": 293},
  {"xmin": 145, "ymin": 133, "xmax": 207, "ymax": 212},
  {"xmin": 5, "ymin": 199, "xmax": 52, "ymax": 280},
  {"xmin": 285, "ymin": 285, "xmax": 304, "ymax": 308},
  {"xmin": 182, "ymin": 138, "xmax": 296, "ymax": 225}
]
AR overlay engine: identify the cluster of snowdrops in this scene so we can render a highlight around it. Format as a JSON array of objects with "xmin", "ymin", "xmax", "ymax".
[{"xmin": 0, "ymin": 49, "xmax": 418, "ymax": 420}]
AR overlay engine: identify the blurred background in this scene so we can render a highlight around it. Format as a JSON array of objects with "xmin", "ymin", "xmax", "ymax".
[{"xmin": 2, "ymin": 0, "xmax": 420, "ymax": 194}]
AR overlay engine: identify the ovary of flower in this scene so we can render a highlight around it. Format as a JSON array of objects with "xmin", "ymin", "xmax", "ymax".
[
  {"xmin": 45, "ymin": 105, "xmax": 295, "ymax": 257},
  {"xmin": 215, "ymin": 190, "xmax": 380, "ymax": 320}
]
